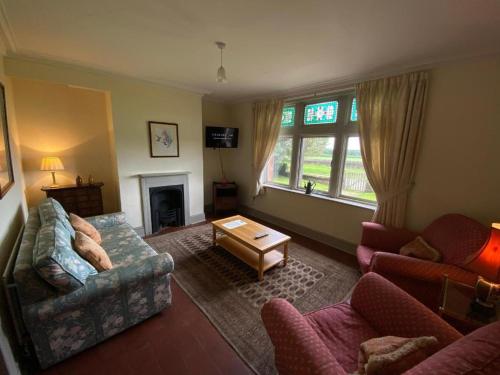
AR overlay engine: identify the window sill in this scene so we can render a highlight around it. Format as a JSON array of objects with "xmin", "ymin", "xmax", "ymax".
[{"xmin": 262, "ymin": 184, "xmax": 377, "ymax": 211}]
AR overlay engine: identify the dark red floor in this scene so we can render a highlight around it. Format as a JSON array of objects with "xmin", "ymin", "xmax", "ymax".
[{"xmin": 40, "ymin": 279, "xmax": 254, "ymax": 375}]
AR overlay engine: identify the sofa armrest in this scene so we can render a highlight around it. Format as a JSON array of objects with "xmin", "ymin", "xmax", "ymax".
[
  {"xmin": 23, "ymin": 253, "xmax": 173, "ymax": 322},
  {"xmin": 85, "ymin": 212, "xmax": 127, "ymax": 229},
  {"xmin": 360, "ymin": 222, "xmax": 417, "ymax": 253},
  {"xmin": 370, "ymin": 252, "xmax": 478, "ymax": 285},
  {"xmin": 351, "ymin": 273, "xmax": 462, "ymax": 350},
  {"xmin": 261, "ymin": 298, "xmax": 346, "ymax": 375}
]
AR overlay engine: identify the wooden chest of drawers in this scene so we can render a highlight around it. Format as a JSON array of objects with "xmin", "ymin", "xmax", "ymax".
[{"xmin": 41, "ymin": 183, "xmax": 104, "ymax": 217}]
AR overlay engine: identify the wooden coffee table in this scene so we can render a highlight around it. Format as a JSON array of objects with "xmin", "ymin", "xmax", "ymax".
[{"xmin": 211, "ymin": 215, "xmax": 291, "ymax": 281}]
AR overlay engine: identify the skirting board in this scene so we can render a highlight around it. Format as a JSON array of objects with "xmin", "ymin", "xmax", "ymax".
[
  {"xmin": 134, "ymin": 213, "xmax": 206, "ymax": 238},
  {"xmin": 238, "ymin": 205, "xmax": 356, "ymax": 255}
]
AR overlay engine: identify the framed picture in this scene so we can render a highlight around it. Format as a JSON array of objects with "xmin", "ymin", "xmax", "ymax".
[
  {"xmin": 148, "ymin": 121, "xmax": 179, "ymax": 158},
  {"xmin": 0, "ymin": 83, "xmax": 14, "ymax": 199}
]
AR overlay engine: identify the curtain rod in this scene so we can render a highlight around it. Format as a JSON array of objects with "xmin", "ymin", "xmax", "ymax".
[{"xmin": 283, "ymin": 85, "xmax": 355, "ymax": 102}]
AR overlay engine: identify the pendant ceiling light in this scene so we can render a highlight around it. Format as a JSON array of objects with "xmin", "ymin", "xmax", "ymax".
[{"xmin": 215, "ymin": 41, "xmax": 227, "ymax": 83}]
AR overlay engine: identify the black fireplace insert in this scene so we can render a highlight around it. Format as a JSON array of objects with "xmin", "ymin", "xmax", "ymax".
[{"xmin": 149, "ymin": 185, "xmax": 185, "ymax": 233}]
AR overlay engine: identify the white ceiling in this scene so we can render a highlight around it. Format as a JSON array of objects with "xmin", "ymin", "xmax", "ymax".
[{"xmin": 2, "ymin": 0, "xmax": 500, "ymax": 100}]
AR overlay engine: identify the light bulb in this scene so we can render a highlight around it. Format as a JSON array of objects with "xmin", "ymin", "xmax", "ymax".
[{"xmin": 217, "ymin": 66, "xmax": 227, "ymax": 83}]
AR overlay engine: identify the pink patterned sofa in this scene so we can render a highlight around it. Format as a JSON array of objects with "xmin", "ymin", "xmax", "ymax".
[
  {"xmin": 261, "ymin": 273, "xmax": 500, "ymax": 375},
  {"xmin": 357, "ymin": 214, "xmax": 490, "ymax": 310}
]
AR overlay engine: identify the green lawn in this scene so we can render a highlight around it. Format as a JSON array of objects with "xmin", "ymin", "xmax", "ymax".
[{"xmin": 271, "ymin": 157, "xmax": 376, "ymax": 203}]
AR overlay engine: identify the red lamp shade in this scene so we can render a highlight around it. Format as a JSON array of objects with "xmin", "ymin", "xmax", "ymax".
[{"xmin": 466, "ymin": 223, "xmax": 500, "ymax": 283}]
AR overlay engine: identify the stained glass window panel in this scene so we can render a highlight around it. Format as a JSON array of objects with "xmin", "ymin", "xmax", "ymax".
[
  {"xmin": 304, "ymin": 101, "xmax": 338, "ymax": 125},
  {"xmin": 281, "ymin": 106, "xmax": 295, "ymax": 127},
  {"xmin": 350, "ymin": 98, "xmax": 358, "ymax": 122}
]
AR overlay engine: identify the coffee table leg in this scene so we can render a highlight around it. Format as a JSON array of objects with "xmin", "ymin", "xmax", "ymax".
[
  {"xmin": 283, "ymin": 242, "xmax": 289, "ymax": 266},
  {"xmin": 258, "ymin": 253, "xmax": 264, "ymax": 281},
  {"xmin": 212, "ymin": 226, "xmax": 216, "ymax": 247}
]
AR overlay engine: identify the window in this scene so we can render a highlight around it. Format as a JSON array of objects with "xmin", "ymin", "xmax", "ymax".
[
  {"xmin": 281, "ymin": 106, "xmax": 295, "ymax": 127},
  {"xmin": 265, "ymin": 93, "xmax": 376, "ymax": 205},
  {"xmin": 350, "ymin": 98, "xmax": 358, "ymax": 122},
  {"xmin": 265, "ymin": 136, "xmax": 293, "ymax": 186},
  {"xmin": 304, "ymin": 101, "xmax": 338, "ymax": 125},
  {"xmin": 299, "ymin": 137, "xmax": 334, "ymax": 193},
  {"xmin": 341, "ymin": 137, "xmax": 375, "ymax": 201}
]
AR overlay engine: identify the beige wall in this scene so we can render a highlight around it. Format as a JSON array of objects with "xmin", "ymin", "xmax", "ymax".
[
  {"xmin": 407, "ymin": 56, "xmax": 500, "ymax": 229},
  {"xmin": 0, "ymin": 57, "xmax": 26, "ymax": 375},
  {"xmin": 224, "ymin": 55, "xmax": 500, "ymax": 248},
  {"xmin": 202, "ymin": 99, "xmax": 233, "ymax": 206},
  {"xmin": 5, "ymin": 56, "xmax": 205, "ymax": 229},
  {"xmin": 11, "ymin": 78, "xmax": 120, "ymax": 213}
]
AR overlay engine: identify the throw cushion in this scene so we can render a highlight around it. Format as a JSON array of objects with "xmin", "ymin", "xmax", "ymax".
[
  {"xmin": 38, "ymin": 198, "xmax": 75, "ymax": 238},
  {"xmin": 357, "ymin": 336, "xmax": 438, "ymax": 375},
  {"xmin": 33, "ymin": 220, "xmax": 97, "ymax": 292},
  {"xmin": 400, "ymin": 236, "xmax": 441, "ymax": 262},
  {"xmin": 70, "ymin": 213, "xmax": 102, "ymax": 244},
  {"xmin": 74, "ymin": 231, "xmax": 112, "ymax": 272}
]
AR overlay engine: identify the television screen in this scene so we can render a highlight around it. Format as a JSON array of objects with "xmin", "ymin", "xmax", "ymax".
[{"xmin": 205, "ymin": 126, "xmax": 239, "ymax": 148}]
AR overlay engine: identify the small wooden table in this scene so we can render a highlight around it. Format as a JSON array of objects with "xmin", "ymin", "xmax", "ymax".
[
  {"xmin": 211, "ymin": 215, "xmax": 291, "ymax": 281},
  {"xmin": 439, "ymin": 275, "xmax": 499, "ymax": 333}
]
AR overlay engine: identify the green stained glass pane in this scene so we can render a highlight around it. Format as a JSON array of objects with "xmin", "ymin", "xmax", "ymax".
[
  {"xmin": 281, "ymin": 106, "xmax": 295, "ymax": 127},
  {"xmin": 350, "ymin": 98, "xmax": 358, "ymax": 122},
  {"xmin": 304, "ymin": 101, "xmax": 338, "ymax": 125}
]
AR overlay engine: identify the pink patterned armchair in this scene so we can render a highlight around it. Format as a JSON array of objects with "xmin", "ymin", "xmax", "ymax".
[
  {"xmin": 357, "ymin": 214, "xmax": 490, "ymax": 310},
  {"xmin": 261, "ymin": 273, "xmax": 500, "ymax": 375}
]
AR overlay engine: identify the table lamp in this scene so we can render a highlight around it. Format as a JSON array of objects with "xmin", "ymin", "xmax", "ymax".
[
  {"xmin": 466, "ymin": 223, "xmax": 500, "ymax": 316},
  {"xmin": 40, "ymin": 156, "xmax": 64, "ymax": 187}
]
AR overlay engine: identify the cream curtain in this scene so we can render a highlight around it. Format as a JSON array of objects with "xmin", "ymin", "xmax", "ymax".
[
  {"xmin": 356, "ymin": 71, "xmax": 428, "ymax": 227},
  {"xmin": 252, "ymin": 99, "xmax": 284, "ymax": 196}
]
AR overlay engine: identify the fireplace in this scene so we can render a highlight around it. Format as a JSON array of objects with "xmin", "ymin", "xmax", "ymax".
[
  {"xmin": 139, "ymin": 172, "xmax": 193, "ymax": 236},
  {"xmin": 149, "ymin": 185, "xmax": 185, "ymax": 233}
]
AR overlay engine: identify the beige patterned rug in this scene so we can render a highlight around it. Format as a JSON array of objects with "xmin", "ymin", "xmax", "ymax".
[{"xmin": 146, "ymin": 223, "xmax": 360, "ymax": 375}]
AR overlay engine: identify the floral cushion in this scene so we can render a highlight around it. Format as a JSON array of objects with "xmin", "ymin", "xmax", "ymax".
[
  {"xmin": 33, "ymin": 219, "xmax": 97, "ymax": 292},
  {"xmin": 38, "ymin": 198, "xmax": 75, "ymax": 238}
]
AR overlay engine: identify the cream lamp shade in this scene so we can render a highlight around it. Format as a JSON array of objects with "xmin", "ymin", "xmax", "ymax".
[{"xmin": 40, "ymin": 156, "xmax": 64, "ymax": 187}]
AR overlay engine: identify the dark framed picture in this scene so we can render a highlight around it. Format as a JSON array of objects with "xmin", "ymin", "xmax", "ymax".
[
  {"xmin": 148, "ymin": 121, "xmax": 179, "ymax": 157},
  {"xmin": 0, "ymin": 83, "xmax": 14, "ymax": 199}
]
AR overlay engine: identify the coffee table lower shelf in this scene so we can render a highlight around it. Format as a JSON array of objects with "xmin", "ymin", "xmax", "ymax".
[{"xmin": 216, "ymin": 235, "xmax": 284, "ymax": 280}]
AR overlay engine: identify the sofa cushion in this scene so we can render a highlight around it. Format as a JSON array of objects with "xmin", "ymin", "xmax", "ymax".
[
  {"xmin": 305, "ymin": 302, "xmax": 379, "ymax": 373},
  {"xmin": 33, "ymin": 220, "xmax": 97, "ymax": 292},
  {"xmin": 13, "ymin": 207, "xmax": 58, "ymax": 305},
  {"xmin": 38, "ymin": 198, "xmax": 75, "ymax": 239},
  {"xmin": 70, "ymin": 213, "xmax": 102, "ymax": 244},
  {"xmin": 400, "ymin": 236, "xmax": 441, "ymax": 262},
  {"xmin": 358, "ymin": 335, "xmax": 438, "ymax": 375},
  {"xmin": 406, "ymin": 321, "xmax": 500, "ymax": 375},
  {"xmin": 74, "ymin": 231, "xmax": 112, "ymax": 272},
  {"xmin": 99, "ymin": 224, "xmax": 166, "ymax": 269},
  {"xmin": 421, "ymin": 214, "xmax": 489, "ymax": 266}
]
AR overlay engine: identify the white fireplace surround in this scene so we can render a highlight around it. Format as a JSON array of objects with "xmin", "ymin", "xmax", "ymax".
[{"xmin": 139, "ymin": 172, "xmax": 192, "ymax": 236}]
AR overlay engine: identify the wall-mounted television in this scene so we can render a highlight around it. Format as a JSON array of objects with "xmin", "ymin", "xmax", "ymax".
[{"xmin": 205, "ymin": 126, "xmax": 239, "ymax": 148}]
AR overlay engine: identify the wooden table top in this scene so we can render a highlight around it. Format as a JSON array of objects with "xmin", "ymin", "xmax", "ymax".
[{"xmin": 212, "ymin": 215, "xmax": 291, "ymax": 253}]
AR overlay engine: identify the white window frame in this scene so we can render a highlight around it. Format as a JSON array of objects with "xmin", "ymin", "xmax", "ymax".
[{"xmin": 265, "ymin": 92, "xmax": 376, "ymax": 206}]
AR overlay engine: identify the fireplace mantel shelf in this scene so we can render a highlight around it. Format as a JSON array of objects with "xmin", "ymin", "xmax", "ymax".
[{"xmin": 138, "ymin": 171, "xmax": 191, "ymax": 178}]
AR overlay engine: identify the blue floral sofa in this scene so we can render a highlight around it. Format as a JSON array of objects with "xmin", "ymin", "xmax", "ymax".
[{"xmin": 12, "ymin": 198, "xmax": 174, "ymax": 368}]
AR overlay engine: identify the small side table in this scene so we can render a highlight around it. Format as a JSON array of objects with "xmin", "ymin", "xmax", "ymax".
[
  {"xmin": 439, "ymin": 275, "xmax": 499, "ymax": 334},
  {"xmin": 212, "ymin": 181, "xmax": 238, "ymax": 216}
]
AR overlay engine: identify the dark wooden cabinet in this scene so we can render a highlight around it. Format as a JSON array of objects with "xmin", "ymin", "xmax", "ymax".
[
  {"xmin": 213, "ymin": 182, "xmax": 238, "ymax": 215},
  {"xmin": 42, "ymin": 183, "xmax": 104, "ymax": 217}
]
